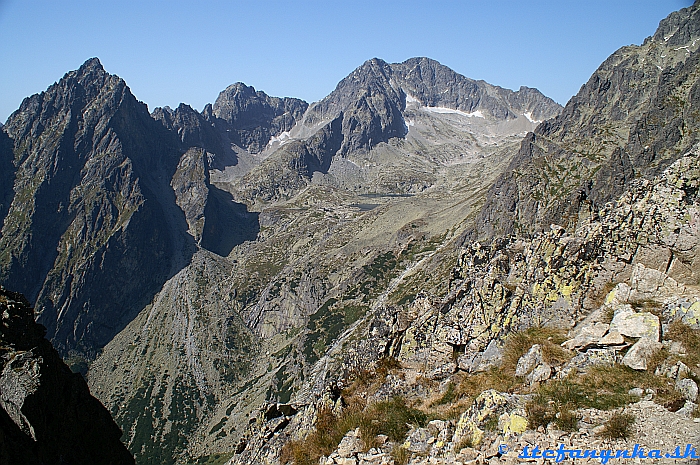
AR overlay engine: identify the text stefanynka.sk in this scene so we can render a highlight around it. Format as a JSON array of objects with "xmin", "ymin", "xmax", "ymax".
[{"xmin": 496, "ymin": 443, "xmax": 699, "ymax": 463}]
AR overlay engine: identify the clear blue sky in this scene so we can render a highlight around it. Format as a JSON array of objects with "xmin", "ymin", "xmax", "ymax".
[{"xmin": 0, "ymin": 0, "xmax": 693, "ymax": 123}]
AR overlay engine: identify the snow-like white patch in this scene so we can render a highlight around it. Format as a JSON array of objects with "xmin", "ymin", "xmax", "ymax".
[
  {"xmin": 424, "ymin": 106, "xmax": 484, "ymax": 118},
  {"xmin": 673, "ymin": 40, "xmax": 698, "ymax": 54},
  {"xmin": 268, "ymin": 131, "xmax": 291, "ymax": 146},
  {"xmin": 523, "ymin": 112, "xmax": 542, "ymax": 124},
  {"xmin": 405, "ymin": 94, "xmax": 420, "ymax": 104},
  {"xmin": 405, "ymin": 119, "xmax": 415, "ymax": 127}
]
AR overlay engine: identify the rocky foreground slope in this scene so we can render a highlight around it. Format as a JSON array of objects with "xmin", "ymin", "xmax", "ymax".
[
  {"xmin": 0, "ymin": 286, "xmax": 134, "ymax": 464},
  {"xmin": 229, "ymin": 133, "xmax": 700, "ymax": 465}
]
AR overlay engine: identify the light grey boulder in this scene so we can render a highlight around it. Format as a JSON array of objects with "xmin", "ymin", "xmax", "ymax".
[
  {"xmin": 675, "ymin": 378, "xmax": 698, "ymax": 402},
  {"xmin": 559, "ymin": 348, "xmax": 617, "ymax": 377},
  {"xmin": 457, "ymin": 340, "xmax": 503, "ymax": 373},
  {"xmin": 562, "ymin": 322, "xmax": 609, "ymax": 350},
  {"xmin": 405, "ymin": 427, "xmax": 433, "ymax": 453},
  {"xmin": 630, "ymin": 264, "xmax": 667, "ymax": 295},
  {"xmin": 665, "ymin": 340, "xmax": 687, "ymax": 355},
  {"xmin": 515, "ymin": 345, "xmax": 543, "ymax": 377},
  {"xmin": 609, "ymin": 307, "xmax": 660, "ymax": 341},
  {"xmin": 655, "ymin": 359, "xmax": 690, "ymax": 379},
  {"xmin": 622, "ymin": 337, "xmax": 662, "ymax": 370},
  {"xmin": 598, "ymin": 330, "xmax": 625, "ymax": 346},
  {"xmin": 603, "ymin": 283, "xmax": 632, "ymax": 307},
  {"xmin": 428, "ymin": 362, "xmax": 456, "ymax": 380},
  {"xmin": 477, "ymin": 340, "xmax": 504, "ymax": 372},
  {"xmin": 676, "ymin": 401, "xmax": 698, "ymax": 418},
  {"xmin": 527, "ymin": 363, "xmax": 552, "ymax": 385},
  {"xmin": 337, "ymin": 428, "xmax": 362, "ymax": 458}
]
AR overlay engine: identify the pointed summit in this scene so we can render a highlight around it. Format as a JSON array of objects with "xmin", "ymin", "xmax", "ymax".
[
  {"xmin": 68, "ymin": 57, "xmax": 111, "ymax": 94},
  {"xmin": 7, "ymin": 57, "xmax": 125, "ymax": 136},
  {"xmin": 1, "ymin": 58, "xmax": 189, "ymax": 358},
  {"xmin": 210, "ymin": 82, "xmax": 307, "ymax": 153},
  {"xmin": 78, "ymin": 56, "xmax": 104, "ymax": 71},
  {"xmin": 300, "ymin": 56, "xmax": 560, "ymax": 154}
]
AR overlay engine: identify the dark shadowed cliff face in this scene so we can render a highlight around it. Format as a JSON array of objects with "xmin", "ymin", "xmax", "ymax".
[
  {"xmin": 0, "ymin": 286, "xmax": 135, "ymax": 465},
  {"xmin": 0, "ymin": 58, "xmax": 195, "ymax": 359},
  {"xmin": 152, "ymin": 103, "xmax": 225, "ymax": 154},
  {"xmin": 152, "ymin": 104, "xmax": 262, "ymax": 255},
  {"xmin": 475, "ymin": 2, "xmax": 700, "ymax": 238},
  {"xmin": 0, "ymin": 130, "xmax": 14, "ymax": 232}
]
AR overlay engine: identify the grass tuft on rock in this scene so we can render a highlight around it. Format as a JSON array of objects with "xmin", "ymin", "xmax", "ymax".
[
  {"xmin": 279, "ymin": 396, "xmax": 425, "ymax": 465},
  {"xmin": 666, "ymin": 321, "xmax": 700, "ymax": 368},
  {"xmin": 597, "ymin": 412, "xmax": 636, "ymax": 439},
  {"xmin": 391, "ymin": 444, "xmax": 410, "ymax": 465},
  {"xmin": 501, "ymin": 327, "xmax": 572, "ymax": 374}
]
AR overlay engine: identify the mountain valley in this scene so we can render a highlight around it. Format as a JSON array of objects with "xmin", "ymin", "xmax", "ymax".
[{"xmin": 1, "ymin": 3, "xmax": 700, "ymax": 465}]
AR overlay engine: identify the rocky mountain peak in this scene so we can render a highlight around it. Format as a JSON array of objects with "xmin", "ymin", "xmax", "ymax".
[
  {"xmin": 475, "ymin": 1, "xmax": 700, "ymax": 239},
  {"xmin": 650, "ymin": 0, "xmax": 700, "ymax": 46},
  {"xmin": 213, "ymin": 82, "xmax": 265, "ymax": 119},
  {"xmin": 203, "ymin": 82, "xmax": 308, "ymax": 153},
  {"xmin": 0, "ymin": 56, "xmax": 191, "ymax": 359},
  {"xmin": 61, "ymin": 57, "xmax": 110, "ymax": 93},
  {"xmin": 301, "ymin": 57, "xmax": 400, "ymax": 129},
  {"xmin": 348, "ymin": 57, "xmax": 394, "ymax": 84},
  {"xmin": 332, "ymin": 57, "xmax": 393, "ymax": 84},
  {"xmin": 394, "ymin": 57, "xmax": 561, "ymax": 121},
  {"xmin": 5, "ymin": 58, "xmax": 127, "ymax": 143},
  {"xmin": 212, "ymin": 81, "xmax": 299, "ymax": 128},
  {"xmin": 152, "ymin": 102, "xmax": 224, "ymax": 151},
  {"xmin": 75, "ymin": 56, "xmax": 105, "ymax": 76},
  {"xmin": 211, "ymin": 82, "xmax": 308, "ymax": 153},
  {"xmin": 304, "ymin": 56, "xmax": 561, "ymax": 130}
]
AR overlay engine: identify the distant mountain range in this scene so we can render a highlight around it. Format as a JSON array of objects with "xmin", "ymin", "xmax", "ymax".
[
  {"xmin": 1, "ymin": 2, "xmax": 699, "ymax": 464},
  {"xmin": 0, "ymin": 54, "xmax": 560, "ymax": 362}
]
